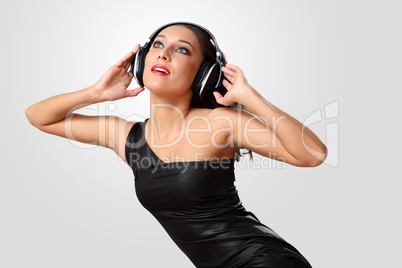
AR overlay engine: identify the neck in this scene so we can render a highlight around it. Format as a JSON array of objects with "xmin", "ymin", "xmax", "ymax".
[{"xmin": 148, "ymin": 90, "xmax": 193, "ymax": 138}]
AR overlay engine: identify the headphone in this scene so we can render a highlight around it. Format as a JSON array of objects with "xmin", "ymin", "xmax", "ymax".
[{"xmin": 129, "ymin": 22, "xmax": 224, "ymax": 100}]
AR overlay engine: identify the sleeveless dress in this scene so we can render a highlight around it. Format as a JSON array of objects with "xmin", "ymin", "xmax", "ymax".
[{"xmin": 125, "ymin": 119, "xmax": 312, "ymax": 268}]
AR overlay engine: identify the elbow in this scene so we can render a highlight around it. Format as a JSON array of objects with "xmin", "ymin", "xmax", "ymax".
[
  {"xmin": 305, "ymin": 156, "xmax": 326, "ymax": 167},
  {"xmin": 25, "ymin": 106, "xmax": 41, "ymax": 129},
  {"xmin": 302, "ymin": 144, "xmax": 328, "ymax": 167},
  {"xmin": 25, "ymin": 106, "xmax": 34, "ymax": 126},
  {"xmin": 292, "ymin": 144, "xmax": 327, "ymax": 167},
  {"xmin": 294, "ymin": 157, "xmax": 325, "ymax": 168}
]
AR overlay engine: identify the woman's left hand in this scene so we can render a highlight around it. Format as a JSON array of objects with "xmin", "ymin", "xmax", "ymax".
[{"xmin": 213, "ymin": 64, "xmax": 250, "ymax": 106}]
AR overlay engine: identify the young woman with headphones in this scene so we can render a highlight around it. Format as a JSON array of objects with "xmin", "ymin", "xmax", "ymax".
[{"xmin": 26, "ymin": 22, "xmax": 326, "ymax": 267}]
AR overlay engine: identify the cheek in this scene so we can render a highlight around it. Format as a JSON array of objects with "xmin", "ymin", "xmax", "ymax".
[
  {"xmin": 175, "ymin": 63, "xmax": 200, "ymax": 89},
  {"xmin": 142, "ymin": 54, "xmax": 155, "ymax": 87},
  {"xmin": 180, "ymin": 59, "xmax": 201, "ymax": 80}
]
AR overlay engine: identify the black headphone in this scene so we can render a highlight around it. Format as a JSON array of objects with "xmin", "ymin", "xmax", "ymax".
[{"xmin": 129, "ymin": 22, "xmax": 224, "ymax": 100}]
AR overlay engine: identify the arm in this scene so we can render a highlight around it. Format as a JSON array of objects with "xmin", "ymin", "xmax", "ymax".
[
  {"xmin": 213, "ymin": 64, "xmax": 327, "ymax": 167},
  {"xmin": 25, "ymin": 45, "xmax": 144, "ymax": 163}
]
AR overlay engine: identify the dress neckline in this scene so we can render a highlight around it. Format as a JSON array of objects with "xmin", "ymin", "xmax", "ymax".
[{"xmin": 142, "ymin": 118, "xmax": 235, "ymax": 165}]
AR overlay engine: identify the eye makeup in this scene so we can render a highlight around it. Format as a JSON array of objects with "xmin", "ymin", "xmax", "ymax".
[
  {"xmin": 176, "ymin": 46, "xmax": 190, "ymax": 54},
  {"xmin": 153, "ymin": 36, "xmax": 192, "ymax": 55}
]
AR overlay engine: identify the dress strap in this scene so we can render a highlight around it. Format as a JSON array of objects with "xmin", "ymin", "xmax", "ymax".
[{"xmin": 125, "ymin": 120, "xmax": 147, "ymax": 171}]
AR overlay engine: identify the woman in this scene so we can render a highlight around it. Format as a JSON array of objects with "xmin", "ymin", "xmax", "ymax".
[{"xmin": 26, "ymin": 22, "xmax": 327, "ymax": 267}]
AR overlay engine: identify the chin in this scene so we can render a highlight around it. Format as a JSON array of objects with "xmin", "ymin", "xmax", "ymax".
[
  {"xmin": 144, "ymin": 81, "xmax": 173, "ymax": 96},
  {"xmin": 144, "ymin": 79, "xmax": 192, "ymax": 98}
]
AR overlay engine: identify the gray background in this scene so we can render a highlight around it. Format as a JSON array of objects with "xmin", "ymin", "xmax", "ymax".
[{"xmin": 1, "ymin": 0, "xmax": 400, "ymax": 267}]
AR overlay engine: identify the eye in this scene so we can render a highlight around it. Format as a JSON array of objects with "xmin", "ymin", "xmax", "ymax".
[
  {"xmin": 176, "ymin": 46, "xmax": 189, "ymax": 54},
  {"xmin": 153, "ymin": 41, "xmax": 164, "ymax": 48}
]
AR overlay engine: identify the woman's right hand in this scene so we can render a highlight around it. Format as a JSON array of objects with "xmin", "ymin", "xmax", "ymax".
[{"xmin": 94, "ymin": 44, "xmax": 145, "ymax": 102}]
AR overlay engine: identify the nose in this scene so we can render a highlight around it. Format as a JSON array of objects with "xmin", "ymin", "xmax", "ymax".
[{"xmin": 158, "ymin": 49, "xmax": 170, "ymax": 61}]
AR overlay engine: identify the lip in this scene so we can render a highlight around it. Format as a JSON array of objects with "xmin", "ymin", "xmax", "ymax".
[{"xmin": 151, "ymin": 64, "xmax": 171, "ymax": 76}]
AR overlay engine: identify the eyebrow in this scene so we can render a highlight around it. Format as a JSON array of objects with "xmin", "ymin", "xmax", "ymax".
[{"xmin": 156, "ymin": 35, "xmax": 194, "ymax": 49}]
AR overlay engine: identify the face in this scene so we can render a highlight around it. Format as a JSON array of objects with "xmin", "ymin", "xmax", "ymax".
[{"xmin": 143, "ymin": 25, "xmax": 204, "ymax": 96}]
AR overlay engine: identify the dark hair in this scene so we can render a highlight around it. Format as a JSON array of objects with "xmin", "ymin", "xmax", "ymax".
[{"xmin": 179, "ymin": 24, "xmax": 253, "ymax": 162}]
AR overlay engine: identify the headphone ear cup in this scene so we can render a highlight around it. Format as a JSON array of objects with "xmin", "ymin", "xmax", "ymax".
[
  {"xmin": 192, "ymin": 61, "xmax": 220, "ymax": 99},
  {"xmin": 133, "ymin": 48, "xmax": 148, "ymax": 87}
]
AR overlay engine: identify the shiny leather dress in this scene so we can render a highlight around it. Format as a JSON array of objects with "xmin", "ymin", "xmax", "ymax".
[{"xmin": 125, "ymin": 119, "xmax": 312, "ymax": 268}]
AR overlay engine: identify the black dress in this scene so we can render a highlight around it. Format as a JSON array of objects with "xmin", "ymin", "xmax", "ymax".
[{"xmin": 125, "ymin": 119, "xmax": 312, "ymax": 268}]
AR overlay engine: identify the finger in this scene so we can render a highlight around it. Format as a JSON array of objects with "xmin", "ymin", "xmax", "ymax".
[
  {"xmin": 131, "ymin": 44, "xmax": 141, "ymax": 53},
  {"xmin": 117, "ymin": 44, "xmax": 140, "ymax": 69},
  {"xmin": 222, "ymin": 66, "xmax": 236, "ymax": 77},
  {"xmin": 116, "ymin": 51, "xmax": 134, "ymax": 68},
  {"xmin": 123, "ymin": 44, "xmax": 141, "ymax": 69},
  {"xmin": 223, "ymin": 72, "xmax": 234, "ymax": 84},
  {"xmin": 213, "ymin": 91, "xmax": 224, "ymax": 105},
  {"xmin": 228, "ymin": 64, "xmax": 245, "ymax": 78},
  {"xmin": 225, "ymin": 63, "xmax": 240, "ymax": 71},
  {"xmin": 222, "ymin": 79, "xmax": 232, "ymax": 90},
  {"xmin": 125, "ymin": 87, "xmax": 145, "ymax": 98}
]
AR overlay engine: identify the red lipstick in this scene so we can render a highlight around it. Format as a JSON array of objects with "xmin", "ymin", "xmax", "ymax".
[{"xmin": 151, "ymin": 64, "xmax": 170, "ymax": 76}]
